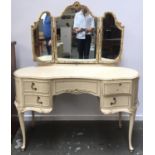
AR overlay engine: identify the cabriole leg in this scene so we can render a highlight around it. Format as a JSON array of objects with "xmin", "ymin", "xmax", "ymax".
[
  {"xmin": 129, "ymin": 112, "xmax": 136, "ymax": 152},
  {"xmin": 18, "ymin": 111, "xmax": 26, "ymax": 151}
]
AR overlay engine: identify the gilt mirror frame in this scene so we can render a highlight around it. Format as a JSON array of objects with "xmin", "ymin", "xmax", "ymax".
[
  {"xmin": 31, "ymin": 11, "xmax": 55, "ymax": 64},
  {"xmin": 99, "ymin": 12, "xmax": 124, "ymax": 64},
  {"xmin": 54, "ymin": 1, "xmax": 100, "ymax": 64}
]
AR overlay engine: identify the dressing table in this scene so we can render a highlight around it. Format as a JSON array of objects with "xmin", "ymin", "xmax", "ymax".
[{"xmin": 14, "ymin": 2, "xmax": 139, "ymax": 152}]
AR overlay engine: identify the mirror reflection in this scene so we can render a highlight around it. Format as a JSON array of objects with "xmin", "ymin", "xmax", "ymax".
[
  {"xmin": 32, "ymin": 12, "xmax": 53, "ymax": 61},
  {"xmin": 102, "ymin": 13, "xmax": 122, "ymax": 59},
  {"xmin": 56, "ymin": 5, "xmax": 97, "ymax": 59}
]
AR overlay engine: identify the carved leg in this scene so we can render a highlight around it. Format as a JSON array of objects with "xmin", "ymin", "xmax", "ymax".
[
  {"xmin": 118, "ymin": 112, "xmax": 122, "ymax": 128},
  {"xmin": 18, "ymin": 111, "xmax": 26, "ymax": 151},
  {"xmin": 129, "ymin": 112, "xmax": 136, "ymax": 152},
  {"xmin": 31, "ymin": 111, "xmax": 35, "ymax": 127}
]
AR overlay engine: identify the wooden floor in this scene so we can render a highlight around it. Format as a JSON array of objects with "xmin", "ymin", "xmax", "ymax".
[{"xmin": 11, "ymin": 121, "xmax": 143, "ymax": 155}]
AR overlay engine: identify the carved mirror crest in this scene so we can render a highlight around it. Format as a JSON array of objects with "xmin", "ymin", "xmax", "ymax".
[
  {"xmin": 31, "ymin": 11, "xmax": 54, "ymax": 63},
  {"xmin": 99, "ymin": 12, "xmax": 124, "ymax": 64},
  {"xmin": 54, "ymin": 1, "xmax": 99, "ymax": 63}
]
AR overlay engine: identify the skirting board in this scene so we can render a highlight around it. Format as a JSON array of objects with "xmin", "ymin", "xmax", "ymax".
[{"xmin": 12, "ymin": 114, "xmax": 143, "ymax": 121}]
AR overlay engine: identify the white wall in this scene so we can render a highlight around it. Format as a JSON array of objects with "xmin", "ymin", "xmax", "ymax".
[{"xmin": 11, "ymin": 0, "xmax": 143, "ymax": 120}]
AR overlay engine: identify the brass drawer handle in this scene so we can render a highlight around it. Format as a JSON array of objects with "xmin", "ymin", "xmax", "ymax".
[
  {"xmin": 110, "ymin": 97, "xmax": 117, "ymax": 106},
  {"xmin": 119, "ymin": 83, "xmax": 122, "ymax": 86},
  {"xmin": 31, "ymin": 82, "xmax": 37, "ymax": 91},
  {"xmin": 37, "ymin": 96, "xmax": 43, "ymax": 104}
]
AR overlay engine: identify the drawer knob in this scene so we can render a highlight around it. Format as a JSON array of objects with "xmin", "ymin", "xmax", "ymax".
[
  {"xmin": 119, "ymin": 83, "xmax": 122, "ymax": 86},
  {"xmin": 110, "ymin": 97, "xmax": 117, "ymax": 106},
  {"xmin": 37, "ymin": 96, "xmax": 43, "ymax": 104},
  {"xmin": 31, "ymin": 82, "xmax": 37, "ymax": 91}
]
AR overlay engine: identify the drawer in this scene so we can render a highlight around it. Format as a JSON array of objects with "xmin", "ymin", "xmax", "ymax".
[
  {"xmin": 103, "ymin": 96, "xmax": 130, "ymax": 108},
  {"xmin": 55, "ymin": 79, "xmax": 98, "ymax": 95},
  {"xmin": 103, "ymin": 81, "xmax": 131, "ymax": 96},
  {"xmin": 23, "ymin": 80, "xmax": 50, "ymax": 94},
  {"xmin": 24, "ymin": 94, "xmax": 50, "ymax": 107}
]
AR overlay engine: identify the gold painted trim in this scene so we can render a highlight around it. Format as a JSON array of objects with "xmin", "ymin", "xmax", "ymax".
[
  {"xmin": 55, "ymin": 89, "xmax": 98, "ymax": 96},
  {"xmin": 31, "ymin": 11, "xmax": 55, "ymax": 64},
  {"xmin": 99, "ymin": 12, "xmax": 124, "ymax": 64}
]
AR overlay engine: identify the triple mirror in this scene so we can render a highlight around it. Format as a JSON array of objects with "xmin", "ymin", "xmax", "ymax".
[{"xmin": 31, "ymin": 2, "xmax": 124, "ymax": 64}]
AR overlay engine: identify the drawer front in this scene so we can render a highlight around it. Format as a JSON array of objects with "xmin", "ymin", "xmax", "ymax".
[
  {"xmin": 103, "ymin": 96, "xmax": 130, "ymax": 108},
  {"xmin": 103, "ymin": 81, "xmax": 131, "ymax": 96},
  {"xmin": 55, "ymin": 79, "xmax": 98, "ymax": 95},
  {"xmin": 23, "ymin": 80, "xmax": 50, "ymax": 94},
  {"xmin": 24, "ymin": 94, "xmax": 50, "ymax": 107}
]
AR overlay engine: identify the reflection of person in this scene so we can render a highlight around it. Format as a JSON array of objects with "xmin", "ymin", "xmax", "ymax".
[
  {"xmin": 73, "ymin": 6, "xmax": 95, "ymax": 59},
  {"xmin": 43, "ymin": 13, "xmax": 52, "ymax": 55}
]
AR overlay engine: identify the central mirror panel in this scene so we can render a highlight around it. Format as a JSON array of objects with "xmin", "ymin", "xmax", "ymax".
[{"xmin": 55, "ymin": 2, "xmax": 98, "ymax": 63}]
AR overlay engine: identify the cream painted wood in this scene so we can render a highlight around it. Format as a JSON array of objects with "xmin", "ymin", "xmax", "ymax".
[
  {"xmin": 103, "ymin": 81, "xmax": 132, "ymax": 96},
  {"xmin": 14, "ymin": 64, "xmax": 139, "ymax": 80},
  {"xmin": 129, "ymin": 112, "xmax": 136, "ymax": 152},
  {"xmin": 54, "ymin": 79, "xmax": 99, "ymax": 96},
  {"xmin": 102, "ymin": 96, "xmax": 130, "ymax": 108},
  {"xmin": 14, "ymin": 64, "xmax": 139, "ymax": 151},
  {"xmin": 18, "ymin": 111, "xmax": 26, "ymax": 151},
  {"xmin": 23, "ymin": 79, "xmax": 50, "ymax": 94},
  {"xmin": 24, "ymin": 94, "xmax": 50, "ymax": 107},
  {"xmin": 37, "ymin": 55, "xmax": 52, "ymax": 62}
]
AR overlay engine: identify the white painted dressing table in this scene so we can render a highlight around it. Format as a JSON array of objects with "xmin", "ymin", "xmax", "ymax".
[
  {"xmin": 14, "ymin": 1, "xmax": 140, "ymax": 152},
  {"xmin": 14, "ymin": 64, "xmax": 139, "ymax": 151}
]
